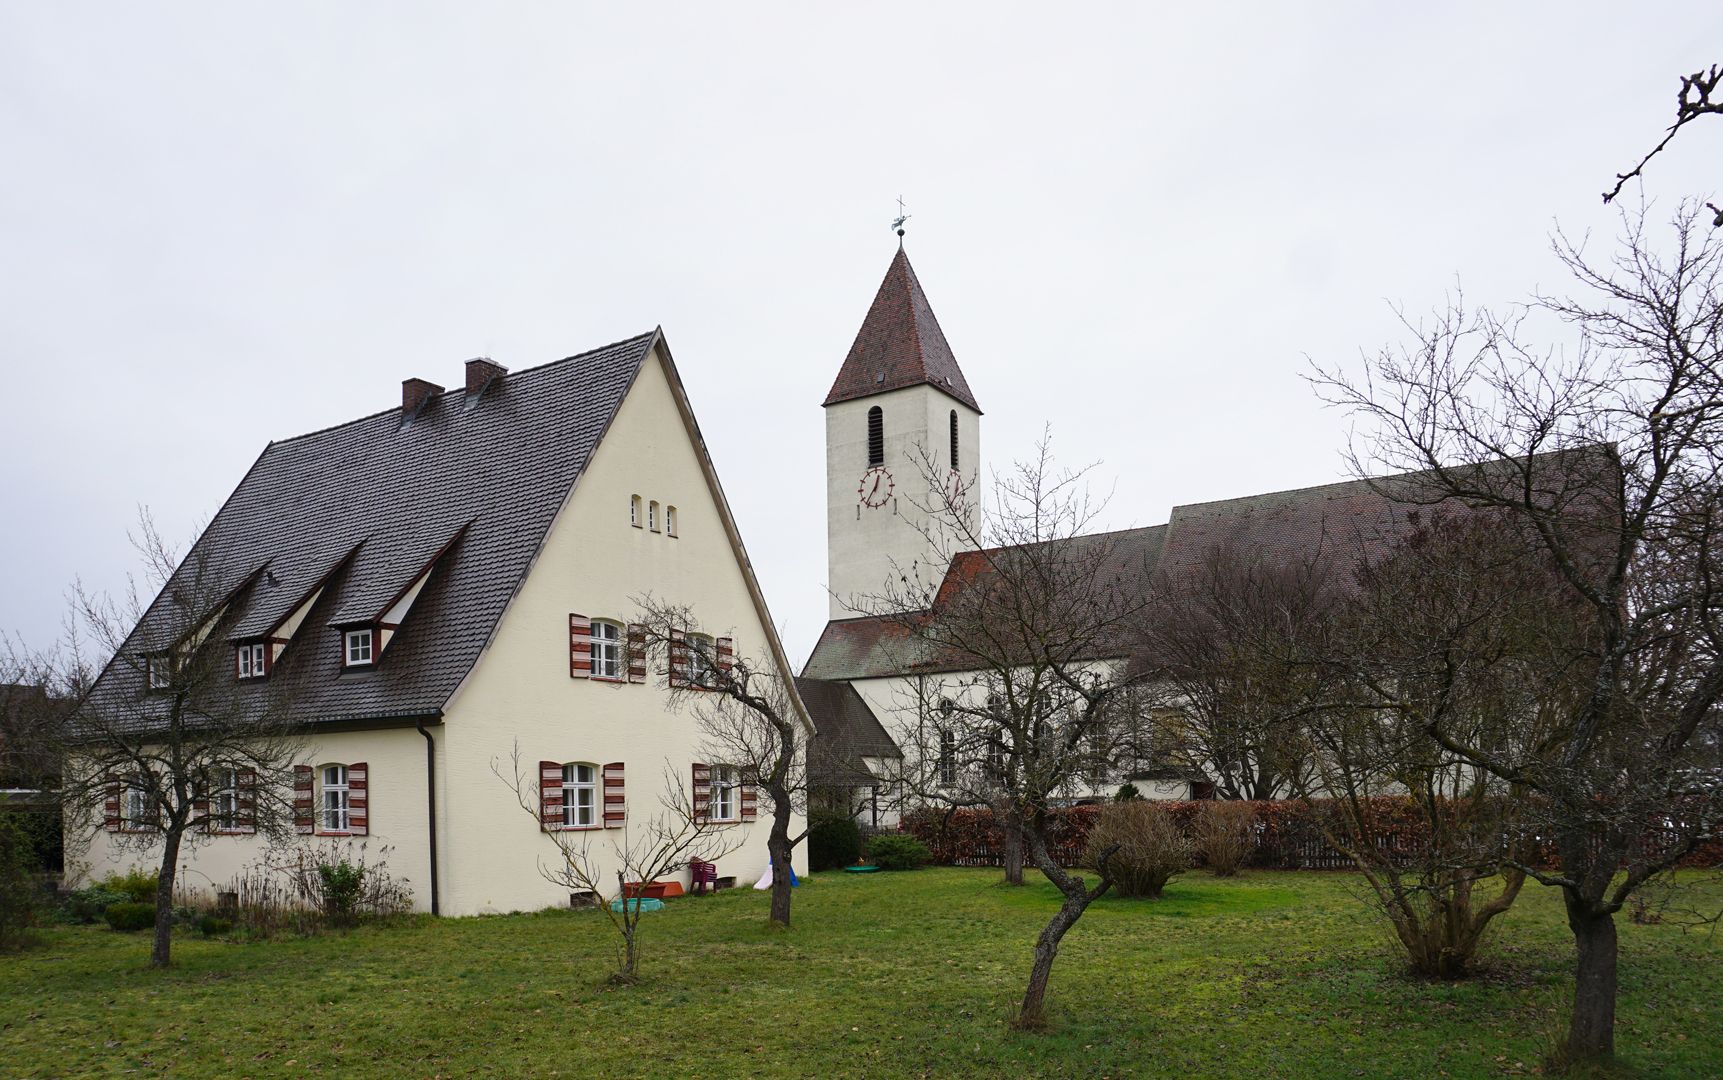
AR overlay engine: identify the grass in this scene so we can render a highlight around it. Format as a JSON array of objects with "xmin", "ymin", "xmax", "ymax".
[{"xmin": 1, "ymin": 868, "xmax": 1718, "ymax": 1078}]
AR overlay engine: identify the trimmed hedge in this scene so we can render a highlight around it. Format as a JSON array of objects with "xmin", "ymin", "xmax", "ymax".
[{"xmin": 901, "ymin": 798, "xmax": 1723, "ymax": 871}]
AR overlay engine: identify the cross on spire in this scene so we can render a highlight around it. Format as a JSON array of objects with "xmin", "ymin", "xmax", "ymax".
[{"xmin": 891, "ymin": 195, "xmax": 911, "ymax": 242}]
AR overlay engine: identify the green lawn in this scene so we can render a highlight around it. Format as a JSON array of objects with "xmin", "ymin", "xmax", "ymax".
[{"xmin": 2, "ymin": 868, "xmax": 1718, "ymax": 1078}]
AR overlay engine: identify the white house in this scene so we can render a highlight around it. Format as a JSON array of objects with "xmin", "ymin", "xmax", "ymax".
[{"xmin": 76, "ymin": 330, "xmax": 810, "ymax": 915}]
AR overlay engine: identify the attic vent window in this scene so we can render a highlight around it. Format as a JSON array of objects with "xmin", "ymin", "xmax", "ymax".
[
  {"xmin": 875, "ymin": 372, "xmax": 885, "ymax": 384},
  {"xmin": 867, "ymin": 406, "xmax": 884, "ymax": 467}
]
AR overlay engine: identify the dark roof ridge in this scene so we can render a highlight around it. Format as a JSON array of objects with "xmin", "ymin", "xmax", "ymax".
[{"xmin": 268, "ymin": 329, "xmax": 660, "ymax": 448}]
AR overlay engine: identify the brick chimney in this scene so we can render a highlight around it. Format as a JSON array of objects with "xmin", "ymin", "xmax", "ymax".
[
  {"xmin": 402, "ymin": 378, "xmax": 444, "ymax": 418},
  {"xmin": 465, "ymin": 357, "xmax": 507, "ymax": 396}
]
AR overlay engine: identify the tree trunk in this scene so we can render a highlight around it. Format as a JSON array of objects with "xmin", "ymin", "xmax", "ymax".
[
  {"xmin": 1564, "ymin": 893, "xmax": 1618, "ymax": 1063},
  {"xmin": 151, "ymin": 828, "xmax": 182, "ymax": 968},
  {"xmin": 1017, "ymin": 897, "xmax": 1081, "ymax": 1028},
  {"xmin": 1002, "ymin": 820, "xmax": 1025, "ymax": 886},
  {"xmin": 767, "ymin": 831, "xmax": 793, "ymax": 928}
]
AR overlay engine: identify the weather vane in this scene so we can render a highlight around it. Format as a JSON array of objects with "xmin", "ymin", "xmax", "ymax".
[{"xmin": 891, "ymin": 195, "xmax": 910, "ymax": 241}]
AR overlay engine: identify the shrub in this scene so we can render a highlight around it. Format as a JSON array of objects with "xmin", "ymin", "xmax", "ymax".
[
  {"xmin": 60, "ymin": 886, "xmax": 127, "ymax": 925},
  {"xmin": 1114, "ymin": 783, "xmax": 1143, "ymax": 802},
  {"xmin": 316, "ymin": 861, "xmax": 367, "ymax": 925},
  {"xmin": 198, "ymin": 915, "xmax": 233, "ymax": 937},
  {"xmin": 0, "ymin": 814, "xmax": 42, "ymax": 949},
  {"xmin": 1195, "ymin": 801, "xmax": 1256, "ymax": 877},
  {"xmin": 867, "ymin": 832, "xmax": 931, "ymax": 871},
  {"xmin": 99, "ymin": 867, "xmax": 159, "ymax": 904},
  {"xmin": 103, "ymin": 901, "xmax": 157, "ymax": 932},
  {"xmin": 809, "ymin": 811, "xmax": 863, "ymax": 871},
  {"xmin": 1085, "ymin": 801, "xmax": 1191, "ymax": 899}
]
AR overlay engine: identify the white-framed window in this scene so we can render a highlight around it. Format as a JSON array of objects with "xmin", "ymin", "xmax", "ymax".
[
  {"xmin": 321, "ymin": 764, "xmax": 351, "ymax": 832},
  {"xmin": 146, "ymin": 655, "xmax": 171, "ymax": 690},
  {"xmin": 630, "ymin": 494, "xmax": 643, "ymax": 528},
  {"xmin": 938, "ymin": 729, "xmax": 957, "ymax": 786},
  {"xmin": 687, "ymin": 633, "xmax": 718, "ymax": 689},
  {"xmin": 590, "ymin": 620, "xmax": 623, "ymax": 679},
  {"xmin": 124, "ymin": 779, "xmax": 152, "ymax": 830},
  {"xmin": 344, "ymin": 628, "xmax": 374, "ymax": 667},
  {"xmin": 213, "ymin": 767, "xmax": 240, "ymax": 830},
  {"xmin": 711, "ymin": 764, "xmax": 740, "ymax": 821},
  {"xmin": 236, "ymin": 642, "xmax": 267, "ymax": 679},
  {"xmin": 648, "ymin": 500, "xmax": 660, "ymax": 532},
  {"xmin": 665, "ymin": 505, "xmax": 678, "ymax": 537},
  {"xmin": 562, "ymin": 763, "xmax": 598, "ymax": 828}
]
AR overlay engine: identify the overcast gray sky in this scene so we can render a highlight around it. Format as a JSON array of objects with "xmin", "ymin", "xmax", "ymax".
[{"xmin": 2, "ymin": 3, "xmax": 1718, "ymax": 665}]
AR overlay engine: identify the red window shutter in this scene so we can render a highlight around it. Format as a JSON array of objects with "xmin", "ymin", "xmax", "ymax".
[
  {"xmin": 193, "ymin": 773, "xmax": 212, "ymax": 834},
  {"xmin": 691, "ymin": 761, "xmax": 711, "ymax": 821},
  {"xmin": 668, "ymin": 628, "xmax": 688, "ymax": 687},
  {"xmin": 348, "ymin": 762, "xmax": 369, "ymax": 836},
  {"xmin": 569, "ymin": 613, "xmax": 592, "ymax": 678},
  {"xmin": 716, "ymin": 636, "xmax": 735, "ymax": 675},
  {"xmin": 539, "ymin": 761, "xmax": 564, "ymax": 830},
  {"xmin": 237, "ymin": 767, "xmax": 258, "ymax": 833},
  {"xmin": 293, "ymin": 765, "xmax": 314, "ymax": 835},
  {"xmin": 603, "ymin": 762, "xmax": 626, "ymax": 828},
  {"xmin": 740, "ymin": 771, "xmax": 758, "ymax": 821},
  {"xmin": 626, "ymin": 623, "xmax": 647, "ymax": 683},
  {"xmin": 103, "ymin": 775, "xmax": 121, "ymax": 832}
]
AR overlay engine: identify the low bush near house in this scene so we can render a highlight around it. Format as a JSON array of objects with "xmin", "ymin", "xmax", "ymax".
[
  {"xmin": 59, "ymin": 886, "xmax": 127, "ymax": 925},
  {"xmin": 103, "ymin": 902, "xmax": 156, "ymax": 932},
  {"xmin": 1194, "ymin": 801, "xmax": 1255, "ymax": 877},
  {"xmin": 1085, "ymin": 801, "xmax": 1191, "ymax": 899},
  {"xmin": 867, "ymin": 833, "xmax": 931, "ymax": 871},
  {"xmin": 809, "ymin": 811, "xmax": 863, "ymax": 871},
  {"xmin": 198, "ymin": 915, "xmax": 233, "ymax": 937},
  {"xmin": 98, "ymin": 867, "xmax": 159, "ymax": 904}
]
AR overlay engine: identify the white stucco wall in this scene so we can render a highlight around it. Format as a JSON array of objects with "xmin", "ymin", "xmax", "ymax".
[
  {"xmin": 825, "ymin": 386, "xmax": 980, "ymax": 618},
  {"xmin": 73, "ymin": 726, "xmax": 435, "ymax": 908},
  {"xmin": 436, "ymin": 344, "xmax": 804, "ymax": 915}
]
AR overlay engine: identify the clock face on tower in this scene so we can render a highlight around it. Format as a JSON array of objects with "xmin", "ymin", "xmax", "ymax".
[{"xmin": 858, "ymin": 466, "xmax": 894, "ymax": 509}]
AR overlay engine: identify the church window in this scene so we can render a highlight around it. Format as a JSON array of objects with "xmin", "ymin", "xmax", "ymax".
[
  {"xmin": 648, "ymin": 500, "xmax": 660, "ymax": 532},
  {"xmin": 665, "ymin": 505, "xmax": 678, "ymax": 537},
  {"xmin": 867, "ymin": 406, "xmax": 884, "ymax": 467},
  {"xmin": 949, "ymin": 410, "xmax": 959, "ymax": 471},
  {"xmin": 630, "ymin": 494, "xmax": 642, "ymax": 528}
]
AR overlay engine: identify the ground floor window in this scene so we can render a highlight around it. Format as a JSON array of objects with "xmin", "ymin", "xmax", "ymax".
[
  {"xmin": 321, "ymin": 764, "xmax": 351, "ymax": 831},
  {"xmin": 711, "ymin": 764, "xmax": 740, "ymax": 821},
  {"xmin": 562, "ymin": 763, "xmax": 598, "ymax": 827}
]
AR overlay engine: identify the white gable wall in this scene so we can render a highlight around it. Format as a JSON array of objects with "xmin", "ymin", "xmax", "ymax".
[{"xmin": 438, "ymin": 343, "xmax": 803, "ymax": 915}]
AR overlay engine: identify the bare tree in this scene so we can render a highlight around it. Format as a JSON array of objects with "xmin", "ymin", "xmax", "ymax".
[
  {"xmin": 1312, "ymin": 201, "xmax": 1723, "ymax": 1064},
  {"xmin": 57, "ymin": 511, "xmax": 305, "ymax": 968},
  {"xmin": 630, "ymin": 597, "xmax": 811, "ymax": 928},
  {"xmin": 857, "ymin": 435, "xmax": 1153, "ymax": 1029},
  {"xmin": 1136, "ymin": 544, "xmax": 1330, "ymax": 800},
  {"xmin": 1603, "ymin": 63, "xmax": 1722, "ymax": 218},
  {"xmin": 1302, "ymin": 512, "xmax": 1592, "ymax": 977},
  {"xmin": 495, "ymin": 744, "xmax": 742, "ymax": 982}
]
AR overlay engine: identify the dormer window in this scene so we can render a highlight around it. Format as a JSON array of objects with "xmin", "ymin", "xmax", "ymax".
[
  {"xmin": 146, "ymin": 655, "xmax": 172, "ymax": 691},
  {"xmin": 236, "ymin": 642, "xmax": 268, "ymax": 680},
  {"xmin": 343, "ymin": 628, "xmax": 375, "ymax": 667}
]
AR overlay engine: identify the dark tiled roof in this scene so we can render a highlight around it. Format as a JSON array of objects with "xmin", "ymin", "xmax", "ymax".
[
  {"xmin": 796, "ymin": 676, "xmax": 901, "ymax": 787},
  {"xmin": 84, "ymin": 331, "xmax": 659, "ymax": 727},
  {"xmin": 823, "ymin": 248, "xmax": 981, "ymax": 412},
  {"xmin": 802, "ymin": 525, "xmax": 1168, "ymax": 680}
]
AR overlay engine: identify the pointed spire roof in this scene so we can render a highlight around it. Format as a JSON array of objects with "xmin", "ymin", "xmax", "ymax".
[{"xmin": 823, "ymin": 248, "xmax": 981, "ymax": 412}]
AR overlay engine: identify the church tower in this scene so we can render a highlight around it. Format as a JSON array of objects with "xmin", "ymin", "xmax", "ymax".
[{"xmin": 824, "ymin": 248, "xmax": 981, "ymax": 618}]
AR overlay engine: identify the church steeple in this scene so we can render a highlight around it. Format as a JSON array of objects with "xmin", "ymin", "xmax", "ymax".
[
  {"xmin": 822, "ymin": 249, "xmax": 983, "ymax": 619},
  {"xmin": 823, "ymin": 249, "xmax": 981, "ymax": 413}
]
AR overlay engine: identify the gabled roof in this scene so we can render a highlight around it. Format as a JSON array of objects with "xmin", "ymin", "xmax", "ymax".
[
  {"xmin": 823, "ymin": 248, "xmax": 981, "ymax": 412},
  {"xmin": 85, "ymin": 331, "xmax": 659, "ymax": 725},
  {"xmin": 797, "ymin": 676, "xmax": 901, "ymax": 788},
  {"xmin": 802, "ymin": 525, "xmax": 1167, "ymax": 681}
]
